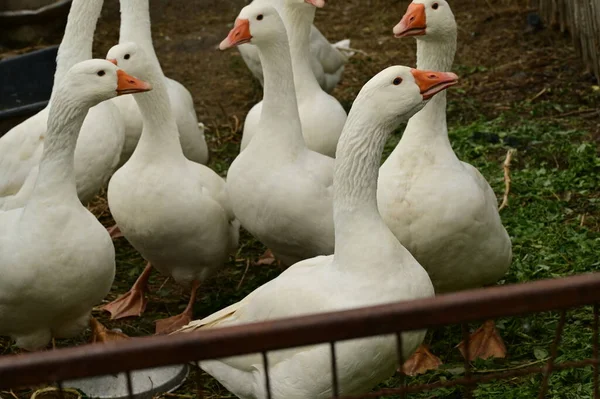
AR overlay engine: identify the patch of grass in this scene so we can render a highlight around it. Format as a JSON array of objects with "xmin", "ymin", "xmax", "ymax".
[{"xmin": 372, "ymin": 112, "xmax": 599, "ymax": 398}]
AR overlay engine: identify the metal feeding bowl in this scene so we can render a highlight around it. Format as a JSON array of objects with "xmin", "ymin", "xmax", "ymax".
[
  {"xmin": 63, "ymin": 364, "xmax": 190, "ymax": 399},
  {"xmin": 0, "ymin": 0, "xmax": 72, "ymax": 46}
]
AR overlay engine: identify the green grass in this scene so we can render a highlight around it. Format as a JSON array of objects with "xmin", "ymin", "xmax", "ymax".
[{"xmin": 369, "ymin": 108, "xmax": 599, "ymax": 398}]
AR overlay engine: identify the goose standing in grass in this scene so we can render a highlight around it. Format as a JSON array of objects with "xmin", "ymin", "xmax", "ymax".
[
  {"xmin": 111, "ymin": 0, "xmax": 209, "ymax": 166},
  {"xmin": 178, "ymin": 24, "xmax": 458, "ymax": 398},
  {"xmin": 101, "ymin": 43, "xmax": 239, "ymax": 334},
  {"xmin": 220, "ymin": 2, "xmax": 336, "ymax": 267},
  {"xmin": 240, "ymin": 0, "xmax": 347, "ymax": 158},
  {"xmin": 0, "ymin": 0, "xmax": 125, "ymax": 211},
  {"xmin": 377, "ymin": 0, "xmax": 512, "ymax": 371},
  {"xmin": 238, "ymin": 0, "xmax": 353, "ymax": 93},
  {"xmin": 0, "ymin": 60, "xmax": 151, "ymax": 351}
]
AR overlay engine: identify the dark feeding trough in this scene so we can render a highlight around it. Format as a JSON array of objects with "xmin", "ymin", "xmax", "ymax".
[
  {"xmin": 0, "ymin": 45, "xmax": 57, "ymax": 136},
  {"xmin": 0, "ymin": 0, "xmax": 71, "ymax": 136},
  {"xmin": 0, "ymin": 0, "xmax": 71, "ymax": 46}
]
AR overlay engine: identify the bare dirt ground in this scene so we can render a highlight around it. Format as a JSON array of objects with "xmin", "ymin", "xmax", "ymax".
[{"xmin": 91, "ymin": 0, "xmax": 599, "ymax": 141}]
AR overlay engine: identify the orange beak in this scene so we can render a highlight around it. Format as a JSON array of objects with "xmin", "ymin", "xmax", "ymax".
[
  {"xmin": 393, "ymin": 3, "xmax": 426, "ymax": 38},
  {"xmin": 116, "ymin": 70, "xmax": 152, "ymax": 96},
  {"xmin": 410, "ymin": 69, "xmax": 458, "ymax": 100},
  {"xmin": 305, "ymin": 0, "xmax": 325, "ymax": 8},
  {"xmin": 108, "ymin": 59, "xmax": 118, "ymax": 66},
  {"xmin": 220, "ymin": 19, "xmax": 252, "ymax": 50}
]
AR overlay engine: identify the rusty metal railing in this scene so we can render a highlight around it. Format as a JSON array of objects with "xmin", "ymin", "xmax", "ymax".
[{"xmin": 1, "ymin": 272, "xmax": 599, "ymax": 398}]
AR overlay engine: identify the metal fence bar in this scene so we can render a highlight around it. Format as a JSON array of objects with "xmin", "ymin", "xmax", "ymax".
[
  {"xmin": 339, "ymin": 359, "xmax": 599, "ymax": 398},
  {"xmin": 538, "ymin": 310, "xmax": 567, "ymax": 398},
  {"xmin": 394, "ymin": 332, "xmax": 406, "ymax": 399},
  {"xmin": 594, "ymin": 304, "xmax": 599, "ymax": 399},
  {"xmin": 56, "ymin": 381, "xmax": 65, "ymax": 399},
  {"xmin": 262, "ymin": 351, "xmax": 272, "ymax": 399},
  {"xmin": 125, "ymin": 370, "xmax": 134, "ymax": 399},
  {"xmin": 1, "ymin": 273, "xmax": 600, "ymax": 389},
  {"xmin": 330, "ymin": 342, "xmax": 340, "ymax": 398},
  {"xmin": 195, "ymin": 361, "xmax": 205, "ymax": 399},
  {"xmin": 461, "ymin": 324, "xmax": 473, "ymax": 399}
]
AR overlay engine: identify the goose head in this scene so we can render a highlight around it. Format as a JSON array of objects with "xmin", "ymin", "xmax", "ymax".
[
  {"xmin": 393, "ymin": 0, "xmax": 456, "ymax": 40},
  {"xmin": 355, "ymin": 66, "xmax": 458, "ymax": 126},
  {"xmin": 61, "ymin": 59, "xmax": 151, "ymax": 107},
  {"xmin": 220, "ymin": 4, "xmax": 287, "ymax": 50},
  {"xmin": 107, "ymin": 42, "xmax": 152, "ymax": 82}
]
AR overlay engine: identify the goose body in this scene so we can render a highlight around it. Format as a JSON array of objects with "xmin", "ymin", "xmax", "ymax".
[
  {"xmin": 113, "ymin": 0, "xmax": 208, "ymax": 166},
  {"xmin": 221, "ymin": 3, "xmax": 335, "ymax": 266},
  {"xmin": 0, "ymin": 0, "xmax": 125, "ymax": 209},
  {"xmin": 0, "ymin": 60, "xmax": 149, "ymax": 350},
  {"xmin": 377, "ymin": 0, "xmax": 511, "ymax": 294},
  {"xmin": 179, "ymin": 10, "xmax": 456, "ymax": 393},
  {"xmin": 240, "ymin": 0, "xmax": 347, "ymax": 158},
  {"xmin": 184, "ymin": 250, "xmax": 428, "ymax": 399},
  {"xmin": 104, "ymin": 43, "xmax": 238, "ymax": 332},
  {"xmin": 238, "ymin": 0, "xmax": 352, "ymax": 94}
]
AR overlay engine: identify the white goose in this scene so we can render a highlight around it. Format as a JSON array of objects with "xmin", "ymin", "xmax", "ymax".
[
  {"xmin": 240, "ymin": 0, "xmax": 347, "ymax": 158},
  {"xmin": 220, "ymin": 2, "xmax": 336, "ymax": 267},
  {"xmin": 377, "ymin": 0, "xmax": 512, "ymax": 365},
  {"xmin": 102, "ymin": 43, "xmax": 239, "ymax": 334},
  {"xmin": 238, "ymin": 0, "xmax": 353, "ymax": 93},
  {"xmin": 110, "ymin": 0, "xmax": 209, "ymax": 167},
  {"xmin": 0, "ymin": 59, "xmax": 151, "ymax": 351},
  {"xmin": 178, "ymin": 58, "xmax": 459, "ymax": 399},
  {"xmin": 0, "ymin": 0, "xmax": 125, "ymax": 210}
]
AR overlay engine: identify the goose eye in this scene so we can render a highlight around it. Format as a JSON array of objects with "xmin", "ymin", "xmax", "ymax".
[
  {"xmin": 257, "ymin": 14, "xmax": 264, "ymax": 21},
  {"xmin": 393, "ymin": 77, "xmax": 402, "ymax": 86},
  {"xmin": 97, "ymin": 70, "xmax": 106, "ymax": 77},
  {"xmin": 432, "ymin": 2, "xmax": 439, "ymax": 9},
  {"xmin": 124, "ymin": 54, "xmax": 131, "ymax": 60}
]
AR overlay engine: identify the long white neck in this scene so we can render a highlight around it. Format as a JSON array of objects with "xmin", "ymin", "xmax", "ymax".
[
  {"xmin": 397, "ymin": 34, "xmax": 456, "ymax": 151},
  {"xmin": 333, "ymin": 105, "xmax": 396, "ymax": 265},
  {"xmin": 51, "ymin": 0, "xmax": 104, "ymax": 96},
  {"xmin": 280, "ymin": 4, "xmax": 322, "ymax": 97},
  {"xmin": 119, "ymin": 0, "xmax": 163, "ymax": 73},
  {"xmin": 253, "ymin": 34, "xmax": 305, "ymax": 150},
  {"xmin": 131, "ymin": 63, "xmax": 184, "ymax": 160},
  {"xmin": 30, "ymin": 90, "xmax": 89, "ymax": 203}
]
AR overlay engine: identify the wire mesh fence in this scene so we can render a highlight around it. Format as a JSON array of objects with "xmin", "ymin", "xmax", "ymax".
[{"xmin": 0, "ymin": 272, "xmax": 599, "ymax": 398}]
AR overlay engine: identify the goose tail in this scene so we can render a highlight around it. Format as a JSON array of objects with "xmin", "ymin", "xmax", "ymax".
[{"xmin": 174, "ymin": 300, "xmax": 243, "ymax": 333}]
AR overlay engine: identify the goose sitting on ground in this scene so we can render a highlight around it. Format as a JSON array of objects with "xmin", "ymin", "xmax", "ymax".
[
  {"xmin": 0, "ymin": 60, "xmax": 151, "ymax": 351},
  {"xmin": 240, "ymin": 0, "xmax": 347, "ymax": 158},
  {"xmin": 238, "ymin": 0, "xmax": 353, "ymax": 93},
  {"xmin": 220, "ymin": 2, "xmax": 336, "ymax": 267},
  {"xmin": 101, "ymin": 43, "xmax": 239, "ymax": 334},
  {"xmin": 0, "ymin": 0, "xmax": 125, "ymax": 211},
  {"xmin": 177, "ymin": 62, "xmax": 459, "ymax": 399},
  {"xmin": 377, "ymin": 0, "xmax": 512, "ymax": 371}
]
